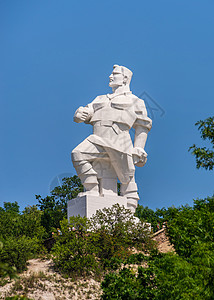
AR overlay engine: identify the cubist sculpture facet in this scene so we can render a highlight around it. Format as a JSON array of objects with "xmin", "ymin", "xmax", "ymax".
[{"xmin": 70, "ymin": 65, "xmax": 152, "ymax": 215}]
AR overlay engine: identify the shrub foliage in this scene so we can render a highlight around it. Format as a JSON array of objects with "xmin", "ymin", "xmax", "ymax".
[
  {"xmin": 101, "ymin": 197, "xmax": 214, "ymax": 299},
  {"xmin": 51, "ymin": 204, "xmax": 154, "ymax": 278}
]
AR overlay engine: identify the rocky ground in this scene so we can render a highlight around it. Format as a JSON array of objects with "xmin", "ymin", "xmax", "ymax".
[
  {"xmin": 152, "ymin": 228, "xmax": 175, "ymax": 253},
  {"xmin": 0, "ymin": 229, "xmax": 174, "ymax": 300},
  {"xmin": 0, "ymin": 259, "xmax": 102, "ymax": 300}
]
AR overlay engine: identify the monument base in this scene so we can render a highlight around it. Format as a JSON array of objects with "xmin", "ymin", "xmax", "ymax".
[{"xmin": 67, "ymin": 194, "xmax": 128, "ymax": 219}]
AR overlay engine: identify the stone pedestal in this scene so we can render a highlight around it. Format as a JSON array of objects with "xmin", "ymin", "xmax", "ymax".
[{"xmin": 67, "ymin": 194, "xmax": 128, "ymax": 219}]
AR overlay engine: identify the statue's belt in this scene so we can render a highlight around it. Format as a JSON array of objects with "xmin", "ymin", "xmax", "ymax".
[{"xmin": 94, "ymin": 121, "xmax": 129, "ymax": 135}]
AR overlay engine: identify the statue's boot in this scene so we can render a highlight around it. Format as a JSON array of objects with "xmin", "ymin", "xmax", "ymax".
[{"xmin": 120, "ymin": 179, "xmax": 139, "ymax": 213}]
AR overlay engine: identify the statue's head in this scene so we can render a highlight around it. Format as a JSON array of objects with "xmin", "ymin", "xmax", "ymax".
[{"xmin": 109, "ymin": 65, "xmax": 133, "ymax": 89}]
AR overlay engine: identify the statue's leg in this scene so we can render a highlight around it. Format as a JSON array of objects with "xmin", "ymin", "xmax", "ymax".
[
  {"xmin": 72, "ymin": 159, "xmax": 99, "ymax": 195},
  {"xmin": 104, "ymin": 147, "xmax": 139, "ymax": 212},
  {"xmin": 92, "ymin": 159, "xmax": 118, "ymax": 196},
  {"xmin": 120, "ymin": 177, "xmax": 139, "ymax": 213},
  {"xmin": 71, "ymin": 139, "xmax": 107, "ymax": 195}
]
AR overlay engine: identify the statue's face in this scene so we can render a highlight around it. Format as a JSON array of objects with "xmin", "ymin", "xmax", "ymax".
[{"xmin": 109, "ymin": 70, "xmax": 124, "ymax": 88}]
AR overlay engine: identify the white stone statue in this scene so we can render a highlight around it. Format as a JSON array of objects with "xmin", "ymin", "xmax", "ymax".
[{"xmin": 71, "ymin": 65, "xmax": 152, "ymax": 213}]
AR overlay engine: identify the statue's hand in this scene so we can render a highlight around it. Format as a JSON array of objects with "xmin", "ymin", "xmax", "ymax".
[
  {"xmin": 74, "ymin": 106, "xmax": 91, "ymax": 123},
  {"xmin": 132, "ymin": 147, "xmax": 147, "ymax": 167}
]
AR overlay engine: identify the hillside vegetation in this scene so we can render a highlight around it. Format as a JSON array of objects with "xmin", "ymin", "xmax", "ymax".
[{"xmin": 1, "ymin": 194, "xmax": 214, "ymax": 299}]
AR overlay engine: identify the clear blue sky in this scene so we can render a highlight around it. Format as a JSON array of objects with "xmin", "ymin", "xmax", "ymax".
[{"xmin": 1, "ymin": 0, "xmax": 214, "ymax": 211}]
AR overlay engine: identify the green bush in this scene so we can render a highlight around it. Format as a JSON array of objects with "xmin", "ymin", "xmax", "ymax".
[
  {"xmin": 36, "ymin": 175, "xmax": 83, "ymax": 236},
  {"xmin": 101, "ymin": 197, "xmax": 214, "ymax": 300},
  {"xmin": 167, "ymin": 197, "xmax": 214, "ymax": 258},
  {"xmin": 151, "ymin": 253, "xmax": 203, "ymax": 300},
  {"xmin": 51, "ymin": 205, "xmax": 154, "ymax": 278},
  {"xmin": 101, "ymin": 266, "xmax": 156, "ymax": 300},
  {"xmin": 0, "ymin": 242, "xmax": 18, "ymax": 280},
  {"xmin": 135, "ymin": 205, "xmax": 161, "ymax": 232},
  {"xmin": 101, "ymin": 252, "xmax": 208, "ymax": 300},
  {"xmin": 0, "ymin": 236, "xmax": 39, "ymax": 273},
  {"xmin": 0, "ymin": 204, "xmax": 46, "ymax": 241},
  {"xmin": 0, "ymin": 204, "xmax": 46, "ymax": 274},
  {"xmin": 150, "ymin": 249, "xmax": 214, "ymax": 299},
  {"xmin": 20, "ymin": 206, "xmax": 46, "ymax": 240},
  {"xmin": 136, "ymin": 204, "xmax": 181, "ymax": 232},
  {"xmin": 89, "ymin": 204, "xmax": 154, "ymax": 256},
  {"xmin": 51, "ymin": 217, "xmax": 100, "ymax": 278}
]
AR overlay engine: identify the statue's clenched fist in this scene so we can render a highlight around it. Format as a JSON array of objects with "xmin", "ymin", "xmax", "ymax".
[
  {"xmin": 74, "ymin": 106, "xmax": 91, "ymax": 123},
  {"xmin": 132, "ymin": 147, "xmax": 148, "ymax": 167}
]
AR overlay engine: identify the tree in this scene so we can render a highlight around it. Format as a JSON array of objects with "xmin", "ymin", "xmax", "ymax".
[
  {"xmin": 51, "ymin": 216, "xmax": 99, "ymax": 278},
  {"xmin": 51, "ymin": 204, "xmax": 154, "ymax": 279},
  {"xmin": 89, "ymin": 204, "xmax": 154, "ymax": 260},
  {"xmin": 135, "ymin": 205, "xmax": 159, "ymax": 231},
  {"xmin": 189, "ymin": 116, "xmax": 214, "ymax": 170},
  {"xmin": 0, "ymin": 241, "xmax": 18, "ymax": 280},
  {"xmin": 167, "ymin": 197, "xmax": 214, "ymax": 258},
  {"xmin": 2, "ymin": 201, "xmax": 20, "ymax": 213},
  {"xmin": 0, "ymin": 203, "xmax": 45, "ymax": 273},
  {"xmin": 36, "ymin": 175, "xmax": 83, "ymax": 235},
  {"xmin": 135, "ymin": 205, "xmax": 180, "ymax": 232},
  {"xmin": 0, "ymin": 203, "xmax": 45, "ymax": 240},
  {"xmin": 101, "ymin": 198, "xmax": 214, "ymax": 300}
]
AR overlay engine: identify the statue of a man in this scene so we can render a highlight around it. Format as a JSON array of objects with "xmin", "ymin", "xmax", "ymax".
[{"xmin": 71, "ymin": 65, "xmax": 152, "ymax": 212}]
